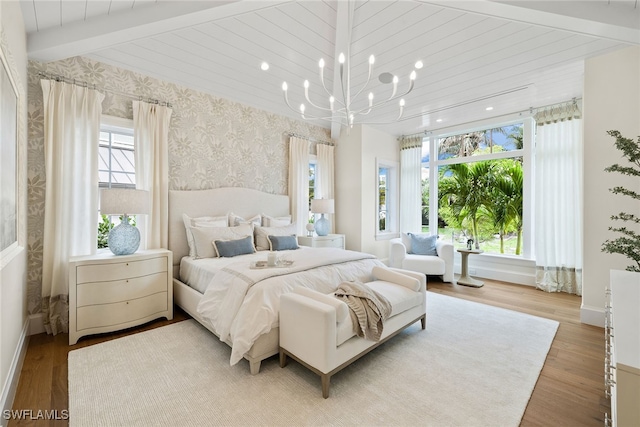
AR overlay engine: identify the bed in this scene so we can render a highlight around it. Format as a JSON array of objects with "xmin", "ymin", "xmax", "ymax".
[{"xmin": 168, "ymin": 188, "xmax": 384, "ymax": 374}]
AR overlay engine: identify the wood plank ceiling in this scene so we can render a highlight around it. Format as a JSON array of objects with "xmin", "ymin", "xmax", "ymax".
[{"xmin": 21, "ymin": 0, "xmax": 640, "ymax": 137}]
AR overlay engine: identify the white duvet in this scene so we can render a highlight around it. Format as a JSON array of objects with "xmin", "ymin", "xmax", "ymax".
[{"xmin": 196, "ymin": 247, "xmax": 384, "ymax": 365}]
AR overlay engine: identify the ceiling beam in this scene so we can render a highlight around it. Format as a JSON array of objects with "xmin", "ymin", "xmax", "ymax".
[
  {"xmin": 27, "ymin": 0, "xmax": 294, "ymax": 62},
  {"xmin": 423, "ymin": 0, "xmax": 640, "ymax": 45},
  {"xmin": 330, "ymin": 0, "xmax": 355, "ymax": 139}
]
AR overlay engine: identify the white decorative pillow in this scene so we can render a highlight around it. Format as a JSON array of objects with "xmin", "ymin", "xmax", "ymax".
[
  {"xmin": 254, "ymin": 223, "xmax": 297, "ymax": 251},
  {"xmin": 229, "ymin": 212, "xmax": 261, "ymax": 227},
  {"xmin": 183, "ymin": 213, "xmax": 228, "ymax": 257},
  {"xmin": 190, "ymin": 223, "xmax": 254, "ymax": 259},
  {"xmin": 262, "ymin": 214, "xmax": 292, "ymax": 227}
]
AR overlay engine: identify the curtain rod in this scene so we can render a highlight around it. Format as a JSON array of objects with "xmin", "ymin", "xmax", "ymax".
[
  {"xmin": 38, "ymin": 71, "xmax": 173, "ymax": 108},
  {"xmin": 286, "ymin": 132, "xmax": 334, "ymax": 146},
  {"xmin": 401, "ymin": 97, "xmax": 582, "ymax": 139}
]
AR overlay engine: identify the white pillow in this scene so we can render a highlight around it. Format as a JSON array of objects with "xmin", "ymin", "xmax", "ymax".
[
  {"xmin": 190, "ymin": 223, "xmax": 254, "ymax": 259},
  {"xmin": 262, "ymin": 214, "xmax": 292, "ymax": 227},
  {"xmin": 183, "ymin": 213, "xmax": 228, "ymax": 257},
  {"xmin": 229, "ymin": 212, "xmax": 261, "ymax": 227},
  {"xmin": 254, "ymin": 223, "xmax": 297, "ymax": 251}
]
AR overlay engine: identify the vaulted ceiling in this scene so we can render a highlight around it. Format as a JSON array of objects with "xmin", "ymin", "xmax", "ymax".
[{"xmin": 20, "ymin": 1, "xmax": 640, "ymax": 137}]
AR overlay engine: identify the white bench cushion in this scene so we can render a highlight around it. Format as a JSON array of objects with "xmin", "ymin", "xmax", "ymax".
[{"xmin": 334, "ymin": 279, "xmax": 422, "ymax": 346}]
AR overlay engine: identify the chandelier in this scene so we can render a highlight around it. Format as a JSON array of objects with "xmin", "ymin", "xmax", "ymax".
[{"xmin": 282, "ymin": 52, "xmax": 419, "ymax": 128}]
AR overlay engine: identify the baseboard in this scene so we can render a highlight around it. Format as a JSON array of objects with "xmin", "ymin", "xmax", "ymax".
[
  {"xmin": 580, "ymin": 304, "xmax": 605, "ymax": 327},
  {"xmin": 0, "ymin": 319, "xmax": 29, "ymax": 427},
  {"xmin": 28, "ymin": 314, "xmax": 45, "ymax": 336}
]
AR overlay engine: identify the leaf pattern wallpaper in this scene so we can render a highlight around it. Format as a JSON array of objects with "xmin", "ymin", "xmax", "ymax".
[{"xmin": 26, "ymin": 56, "xmax": 330, "ymax": 316}]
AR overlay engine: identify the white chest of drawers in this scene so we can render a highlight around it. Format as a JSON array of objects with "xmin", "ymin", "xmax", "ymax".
[
  {"xmin": 297, "ymin": 234, "xmax": 346, "ymax": 249},
  {"xmin": 69, "ymin": 249, "xmax": 173, "ymax": 345}
]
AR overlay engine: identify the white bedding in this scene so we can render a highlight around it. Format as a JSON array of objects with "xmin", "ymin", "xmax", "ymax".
[{"xmin": 195, "ymin": 247, "xmax": 384, "ymax": 365}]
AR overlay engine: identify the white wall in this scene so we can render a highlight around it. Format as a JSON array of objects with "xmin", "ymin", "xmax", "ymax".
[
  {"xmin": 335, "ymin": 125, "xmax": 363, "ymax": 251},
  {"xmin": 582, "ymin": 46, "xmax": 640, "ymax": 326},
  {"xmin": 0, "ymin": 1, "xmax": 28, "ymax": 422},
  {"xmin": 335, "ymin": 125, "xmax": 399, "ymax": 260}
]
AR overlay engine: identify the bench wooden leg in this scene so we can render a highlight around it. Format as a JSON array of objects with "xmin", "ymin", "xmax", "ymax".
[
  {"xmin": 321, "ymin": 374, "xmax": 331, "ymax": 399},
  {"xmin": 279, "ymin": 349, "xmax": 288, "ymax": 368},
  {"xmin": 421, "ymin": 315, "xmax": 426, "ymax": 330}
]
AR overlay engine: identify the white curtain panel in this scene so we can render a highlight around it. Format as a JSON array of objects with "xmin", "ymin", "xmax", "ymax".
[
  {"xmin": 133, "ymin": 100, "xmax": 173, "ymax": 250},
  {"xmin": 288, "ymin": 137, "xmax": 310, "ymax": 236},
  {"xmin": 400, "ymin": 136, "xmax": 423, "ymax": 234},
  {"xmin": 534, "ymin": 117, "xmax": 583, "ymax": 295},
  {"xmin": 41, "ymin": 80, "xmax": 104, "ymax": 334},
  {"xmin": 316, "ymin": 143, "xmax": 335, "ymax": 233}
]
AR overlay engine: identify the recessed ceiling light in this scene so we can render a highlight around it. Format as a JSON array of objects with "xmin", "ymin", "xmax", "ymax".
[
  {"xmin": 415, "ymin": 60, "xmax": 423, "ymax": 69},
  {"xmin": 261, "ymin": 62, "xmax": 269, "ymax": 71},
  {"xmin": 436, "ymin": 119, "xmax": 442, "ymax": 123},
  {"xmin": 486, "ymin": 106, "xmax": 493, "ymax": 111}
]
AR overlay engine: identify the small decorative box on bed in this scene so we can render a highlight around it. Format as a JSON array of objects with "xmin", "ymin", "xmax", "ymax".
[{"xmin": 168, "ymin": 188, "xmax": 386, "ymax": 374}]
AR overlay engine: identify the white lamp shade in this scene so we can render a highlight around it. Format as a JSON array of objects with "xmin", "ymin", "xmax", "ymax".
[
  {"xmin": 311, "ymin": 198, "xmax": 334, "ymax": 214},
  {"xmin": 100, "ymin": 189, "xmax": 149, "ymax": 215}
]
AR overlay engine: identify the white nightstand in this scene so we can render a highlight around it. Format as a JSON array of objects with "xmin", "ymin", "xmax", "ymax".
[
  {"xmin": 298, "ymin": 234, "xmax": 346, "ymax": 249},
  {"xmin": 68, "ymin": 249, "xmax": 173, "ymax": 345}
]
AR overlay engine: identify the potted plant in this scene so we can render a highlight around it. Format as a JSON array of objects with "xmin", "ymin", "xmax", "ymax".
[{"xmin": 601, "ymin": 130, "xmax": 640, "ymax": 272}]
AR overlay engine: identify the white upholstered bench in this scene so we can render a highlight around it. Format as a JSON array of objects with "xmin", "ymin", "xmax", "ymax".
[{"xmin": 279, "ymin": 266, "xmax": 426, "ymax": 398}]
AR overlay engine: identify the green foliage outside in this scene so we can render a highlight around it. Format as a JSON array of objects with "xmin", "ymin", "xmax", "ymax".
[
  {"xmin": 97, "ymin": 214, "xmax": 136, "ymax": 249},
  {"xmin": 97, "ymin": 214, "xmax": 112, "ymax": 249},
  {"xmin": 423, "ymin": 124, "xmax": 524, "ymax": 255},
  {"xmin": 601, "ymin": 130, "xmax": 640, "ymax": 272},
  {"xmin": 437, "ymin": 158, "xmax": 523, "ymax": 255}
]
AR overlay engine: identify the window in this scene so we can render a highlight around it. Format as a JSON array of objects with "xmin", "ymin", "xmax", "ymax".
[
  {"xmin": 377, "ymin": 159, "xmax": 398, "ymax": 237},
  {"xmin": 423, "ymin": 119, "xmax": 531, "ymax": 257},
  {"xmin": 98, "ymin": 116, "xmax": 135, "ymax": 249},
  {"xmin": 308, "ymin": 157, "xmax": 317, "ymax": 222},
  {"xmin": 99, "ymin": 116, "xmax": 135, "ymax": 189},
  {"xmin": 378, "ymin": 167, "xmax": 389, "ymax": 231}
]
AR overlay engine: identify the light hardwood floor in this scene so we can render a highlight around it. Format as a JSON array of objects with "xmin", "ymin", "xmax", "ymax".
[{"xmin": 9, "ymin": 278, "xmax": 606, "ymax": 427}]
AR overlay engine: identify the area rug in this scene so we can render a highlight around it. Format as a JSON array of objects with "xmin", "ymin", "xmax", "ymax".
[{"xmin": 68, "ymin": 292, "xmax": 558, "ymax": 426}]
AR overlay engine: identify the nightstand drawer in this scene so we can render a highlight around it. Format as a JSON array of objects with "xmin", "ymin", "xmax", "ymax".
[
  {"xmin": 298, "ymin": 234, "xmax": 346, "ymax": 249},
  {"xmin": 76, "ymin": 291, "xmax": 168, "ymax": 330},
  {"xmin": 76, "ymin": 256, "xmax": 167, "ymax": 284},
  {"xmin": 313, "ymin": 236, "xmax": 343, "ymax": 248},
  {"xmin": 76, "ymin": 272, "xmax": 168, "ymax": 306}
]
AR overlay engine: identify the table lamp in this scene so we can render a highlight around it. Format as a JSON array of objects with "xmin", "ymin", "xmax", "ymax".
[
  {"xmin": 310, "ymin": 198, "xmax": 334, "ymax": 236},
  {"xmin": 100, "ymin": 188, "xmax": 149, "ymax": 255}
]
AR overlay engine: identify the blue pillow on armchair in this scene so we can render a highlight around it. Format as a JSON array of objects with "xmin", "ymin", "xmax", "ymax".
[{"xmin": 408, "ymin": 233, "xmax": 438, "ymax": 256}]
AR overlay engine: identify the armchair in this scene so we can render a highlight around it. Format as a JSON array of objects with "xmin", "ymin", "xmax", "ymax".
[{"xmin": 389, "ymin": 233, "xmax": 454, "ymax": 283}]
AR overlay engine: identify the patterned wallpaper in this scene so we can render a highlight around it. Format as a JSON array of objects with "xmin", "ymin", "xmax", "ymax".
[{"xmin": 26, "ymin": 56, "xmax": 330, "ymax": 315}]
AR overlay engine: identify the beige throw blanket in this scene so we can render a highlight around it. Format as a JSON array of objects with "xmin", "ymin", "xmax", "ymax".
[{"xmin": 335, "ymin": 281, "xmax": 392, "ymax": 342}]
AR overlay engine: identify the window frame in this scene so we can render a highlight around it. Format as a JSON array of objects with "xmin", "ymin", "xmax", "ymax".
[
  {"xmin": 308, "ymin": 155, "xmax": 317, "ymax": 223},
  {"xmin": 425, "ymin": 116, "xmax": 534, "ymax": 259},
  {"xmin": 376, "ymin": 158, "xmax": 399, "ymax": 240},
  {"xmin": 99, "ymin": 115, "xmax": 135, "ymax": 190}
]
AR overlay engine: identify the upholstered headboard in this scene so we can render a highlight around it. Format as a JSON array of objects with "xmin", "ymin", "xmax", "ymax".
[{"xmin": 168, "ymin": 188, "xmax": 290, "ymax": 277}]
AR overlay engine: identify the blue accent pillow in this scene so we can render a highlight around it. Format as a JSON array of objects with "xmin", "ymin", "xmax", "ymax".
[
  {"xmin": 268, "ymin": 235, "xmax": 299, "ymax": 251},
  {"xmin": 408, "ymin": 233, "xmax": 438, "ymax": 256},
  {"xmin": 213, "ymin": 235, "xmax": 255, "ymax": 257}
]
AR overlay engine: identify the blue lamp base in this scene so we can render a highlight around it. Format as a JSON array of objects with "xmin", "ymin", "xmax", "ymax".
[
  {"xmin": 108, "ymin": 215, "xmax": 140, "ymax": 255},
  {"xmin": 315, "ymin": 214, "xmax": 330, "ymax": 236}
]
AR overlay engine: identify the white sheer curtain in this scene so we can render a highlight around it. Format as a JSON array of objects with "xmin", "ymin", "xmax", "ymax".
[
  {"xmin": 133, "ymin": 100, "xmax": 172, "ymax": 249},
  {"xmin": 316, "ymin": 143, "xmax": 335, "ymax": 233},
  {"xmin": 399, "ymin": 136, "xmax": 423, "ymax": 234},
  {"xmin": 534, "ymin": 104, "xmax": 583, "ymax": 295},
  {"xmin": 288, "ymin": 137, "xmax": 310, "ymax": 236},
  {"xmin": 41, "ymin": 80, "xmax": 104, "ymax": 334}
]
